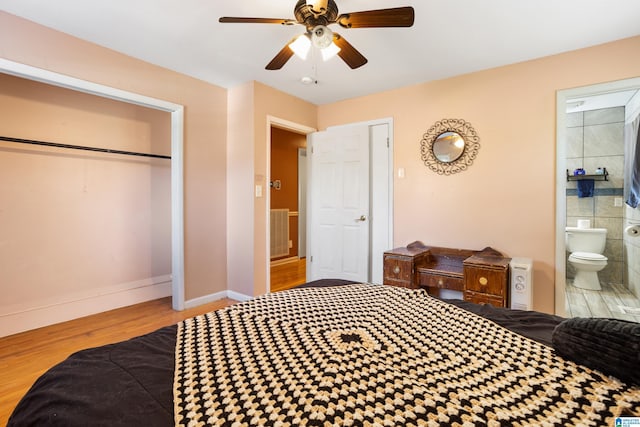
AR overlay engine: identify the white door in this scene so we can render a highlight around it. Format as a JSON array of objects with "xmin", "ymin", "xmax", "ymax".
[
  {"xmin": 307, "ymin": 125, "xmax": 370, "ymax": 282},
  {"xmin": 298, "ymin": 148, "xmax": 307, "ymax": 258},
  {"xmin": 370, "ymin": 123, "xmax": 391, "ymax": 284}
]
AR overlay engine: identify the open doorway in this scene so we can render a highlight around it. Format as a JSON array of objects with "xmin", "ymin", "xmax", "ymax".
[
  {"xmin": 556, "ymin": 77, "xmax": 640, "ymax": 320},
  {"xmin": 265, "ymin": 117, "xmax": 393, "ymax": 293},
  {"xmin": 269, "ymin": 126, "xmax": 308, "ymax": 292}
]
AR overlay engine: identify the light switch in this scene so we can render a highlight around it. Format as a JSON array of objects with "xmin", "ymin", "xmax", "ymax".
[
  {"xmin": 614, "ymin": 197, "xmax": 623, "ymax": 207},
  {"xmin": 398, "ymin": 167, "xmax": 405, "ymax": 179},
  {"xmin": 255, "ymin": 185, "xmax": 263, "ymax": 198}
]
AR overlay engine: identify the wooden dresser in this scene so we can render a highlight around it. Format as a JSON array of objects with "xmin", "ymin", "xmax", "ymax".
[
  {"xmin": 462, "ymin": 248, "xmax": 511, "ymax": 307},
  {"xmin": 382, "ymin": 242, "xmax": 430, "ymax": 289},
  {"xmin": 383, "ymin": 242, "xmax": 511, "ymax": 308}
]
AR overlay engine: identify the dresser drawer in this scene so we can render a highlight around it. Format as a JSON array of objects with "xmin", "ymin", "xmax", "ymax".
[
  {"xmin": 464, "ymin": 267, "xmax": 506, "ymax": 296},
  {"xmin": 418, "ymin": 272, "xmax": 464, "ymax": 291},
  {"xmin": 464, "ymin": 290, "xmax": 505, "ymax": 307},
  {"xmin": 383, "ymin": 255, "xmax": 418, "ymax": 288}
]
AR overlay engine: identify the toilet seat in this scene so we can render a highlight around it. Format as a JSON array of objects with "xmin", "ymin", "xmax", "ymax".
[{"xmin": 570, "ymin": 251, "xmax": 607, "ymax": 261}]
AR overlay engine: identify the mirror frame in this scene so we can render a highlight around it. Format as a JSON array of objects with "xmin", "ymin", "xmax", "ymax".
[{"xmin": 420, "ymin": 118, "xmax": 480, "ymax": 175}]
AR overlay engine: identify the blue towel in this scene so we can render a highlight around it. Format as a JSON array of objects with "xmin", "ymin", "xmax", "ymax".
[
  {"xmin": 577, "ymin": 179, "xmax": 594, "ymax": 198},
  {"xmin": 627, "ymin": 119, "xmax": 640, "ymax": 208}
]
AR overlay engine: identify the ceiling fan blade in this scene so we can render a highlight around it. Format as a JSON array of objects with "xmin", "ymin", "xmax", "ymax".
[
  {"xmin": 265, "ymin": 37, "xmax": 297, "ymax": 70},
  {"xmin": 336, "ymin": 7, "xmax": 415, "ymax": 29},
  {"xmin": 219, "ymin": 17, "xmax": 297, "ymax": 25},
  {"xmin": 333, "ymin": 34, "xmax": 367, "ymax": 69}
]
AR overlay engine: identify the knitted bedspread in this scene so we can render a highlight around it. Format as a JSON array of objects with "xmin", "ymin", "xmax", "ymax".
[{"xmin": 174, "ymin": 284, "xmax": 640, "ymax": 426}]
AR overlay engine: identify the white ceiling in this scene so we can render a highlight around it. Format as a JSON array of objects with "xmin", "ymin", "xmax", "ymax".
[{"xmin": 1, "ymin": 0, "xmax": 640, "ymax": 105}]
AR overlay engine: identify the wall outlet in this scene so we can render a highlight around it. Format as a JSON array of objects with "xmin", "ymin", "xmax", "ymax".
[
  {"xmin": 255, "ymin": 185, "xmax": 263, "ymax": 198},
  {"xmin": 288, "ymin": 240, "xmax": 293, "ymax": 248}
]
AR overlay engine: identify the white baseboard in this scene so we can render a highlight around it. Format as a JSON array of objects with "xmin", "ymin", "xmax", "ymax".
[
  {"xmin": 0, "ymin": 275, "xmax": 172, "ymax": 338},
  {"xmin": 184, "ymin": 289, "xmax": 253, "ymax": 309},
  {"xmin": 226, "ymin": 290, "xmax": 253, "ymax": 302},
  {"xmin": 183, "ymin": 290, "xmax": 228, "ymax": 309},
  {"xmin": 1, "ymin": 279, "xmax": 255, "ymax": 338}
]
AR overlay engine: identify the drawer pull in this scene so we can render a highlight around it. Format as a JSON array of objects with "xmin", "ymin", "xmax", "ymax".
[
  {"xmin": 438, "ymin": 279, "xmax": 444, "ymax": 286},
  {"xmin": 479, "ymin": 277, "xmax": 488, "ymax": 286},
  {"xmin": 393, "ymin": 266, "xmax": 400, "ymax": 274}
]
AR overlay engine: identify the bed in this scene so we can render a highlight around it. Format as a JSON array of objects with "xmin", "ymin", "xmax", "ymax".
[{"xmin": 8, "ymin": 280, "xmax": 640, "ymax": 426}]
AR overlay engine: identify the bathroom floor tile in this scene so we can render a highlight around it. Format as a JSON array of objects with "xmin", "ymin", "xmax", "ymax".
[{"xmin": 566, "ymin": 280, "xmax": 640, "ymax": 322}]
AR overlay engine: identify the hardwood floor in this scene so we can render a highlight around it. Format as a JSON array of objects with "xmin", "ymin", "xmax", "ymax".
[
  {"xmin": 0, "ymin": 296, "xmax": 236, "ymax": 425},
  {"xmin": 270, "ymin": 257, "xmax": 307, "ymax": 292},
  {"xmin": 1, "ymin": 260, "xmax": 307, "ymax": 424},
  {"xmin": 565, "ymin": 280, "xmax": 640, "ymax": 322}
]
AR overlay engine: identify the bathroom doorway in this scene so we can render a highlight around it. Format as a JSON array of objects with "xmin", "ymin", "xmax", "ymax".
[{"xmin": 556, "ymin": 77, "xmax": 640, "ymax": 321}]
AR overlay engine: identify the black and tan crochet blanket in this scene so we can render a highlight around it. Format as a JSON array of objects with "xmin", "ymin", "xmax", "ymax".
[{"xmin": 174, "ymin": 284, "xmax": 640, "ymax": 426}]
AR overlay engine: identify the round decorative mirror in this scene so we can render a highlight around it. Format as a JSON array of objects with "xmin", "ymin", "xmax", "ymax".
[
  {"xmin": 420, "ymin": 119, "xmax": 480, "ymax": 175},
  {"xmin": 432, "ymin": 131, "xmax": 465, "ymax": 163}
]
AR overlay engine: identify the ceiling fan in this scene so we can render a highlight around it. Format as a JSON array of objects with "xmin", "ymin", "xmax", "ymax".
[{"xmin": 219, "ymin": 0, "xmax": 414, "ymax": 70}]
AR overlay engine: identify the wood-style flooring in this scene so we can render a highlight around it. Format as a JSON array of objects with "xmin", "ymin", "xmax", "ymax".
[
  {"xmin": 565, "ymin": 280, "xmax": 640, "ymax": 322},
  {"xmin": 1, "ymin": 259, "xmax": 307, "ymax": 424},
  {"xmin": 270, "ymin": 257, "xmax": 307, "ymax": 293},
  {"xmin": 0, "ymin": 296, "xmax": 236, "ymax": 426}
]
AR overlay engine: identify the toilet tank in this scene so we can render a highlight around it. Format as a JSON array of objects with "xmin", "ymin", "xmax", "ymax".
[{"xmin": 565, "ymin": 227, "xmax": 607, "ymax": 254}]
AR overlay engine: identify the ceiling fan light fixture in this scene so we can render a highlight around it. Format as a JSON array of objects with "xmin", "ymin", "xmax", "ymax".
[
  {"xmin": 321, "ymin": 41, "xmax": 341, "ymax": 61},
  {"xmin": 221, "ymin": 2, "xmax": 415, "ymax": 71},
  {"xmin": 289, "ymin": 34, "xmax": 311, "ymax": 60},
  {"xmin": 311, "ymin": 25, "xmax": 333, "ymax": 49}
]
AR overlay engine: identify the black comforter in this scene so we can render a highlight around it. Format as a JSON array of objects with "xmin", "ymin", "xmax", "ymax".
[{"xmin": 8, "ymin": 280, "xmax": 565, "ymax": 426}]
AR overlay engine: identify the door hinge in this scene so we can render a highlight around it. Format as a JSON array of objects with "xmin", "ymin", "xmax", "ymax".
[{"xmin": 386, "ymin": 137, "xmax": 390, "ymax": 148}]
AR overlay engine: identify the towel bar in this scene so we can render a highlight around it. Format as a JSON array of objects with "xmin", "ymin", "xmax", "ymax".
[{"xmin": 566, "ymin": 167, "xmax": 608, "ymax": 182}]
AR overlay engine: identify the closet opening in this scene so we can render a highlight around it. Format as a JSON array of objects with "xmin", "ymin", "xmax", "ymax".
[{"xmin": 0, "ymin": 60, "xmax": 184, "ymax": 337}]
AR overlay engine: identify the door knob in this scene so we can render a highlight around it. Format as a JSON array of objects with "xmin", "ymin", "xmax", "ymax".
[{"xmin": 356, "ymin": 215, "xmax": 367, "ymax": 222}]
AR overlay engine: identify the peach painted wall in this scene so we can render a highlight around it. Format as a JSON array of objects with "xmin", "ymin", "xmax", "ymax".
[
  {"xmin": 226, "ymin": 81, "xmax": 316, "ymax": 297},
  {"xmin": 227, "ymin": 82, "xmax": 256, "ymax": 298},
  {"xmin": 0, "ymin": 74, "xmax": 171, "ymax": 333},
  {"xmin": 0, "ymin": 12, "xmax": 228, "ymax": 307},
  {"xmin": 4, "ymin": 11, "xmax": 638, "ymax": 318},
  {"xmin": 317, "ymin": 36, "xmax": 640, "ymax": 314},
  {"xmin": 253, "ymin": 82, "xmax": 317, "ymax": 296}
]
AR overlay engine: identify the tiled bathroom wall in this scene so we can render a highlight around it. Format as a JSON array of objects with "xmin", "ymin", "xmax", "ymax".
[{"xmin": 566, "ymin": 106, "xmax": 625, "ymax": 285}]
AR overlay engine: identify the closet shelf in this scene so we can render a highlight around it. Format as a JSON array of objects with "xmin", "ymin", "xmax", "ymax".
[{"xmin": 566, "ymin": 168, "xmax": 608, "ymax": 182}]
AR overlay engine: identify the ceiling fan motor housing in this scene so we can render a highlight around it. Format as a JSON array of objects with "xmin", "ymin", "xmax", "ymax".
[{"xmin": 294, "ymin": 0, "xmax": 338, "ymax": 31}]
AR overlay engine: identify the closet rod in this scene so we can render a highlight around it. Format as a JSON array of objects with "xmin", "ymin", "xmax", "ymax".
[{"xmin": 0, "ymin": 136, "xmax": 171, "ymax": 159}]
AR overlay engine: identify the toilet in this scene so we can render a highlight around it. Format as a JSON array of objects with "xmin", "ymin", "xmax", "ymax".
[{"xmin": 565, "ymin": 226, "xmax": 608, "ymax": 290}]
